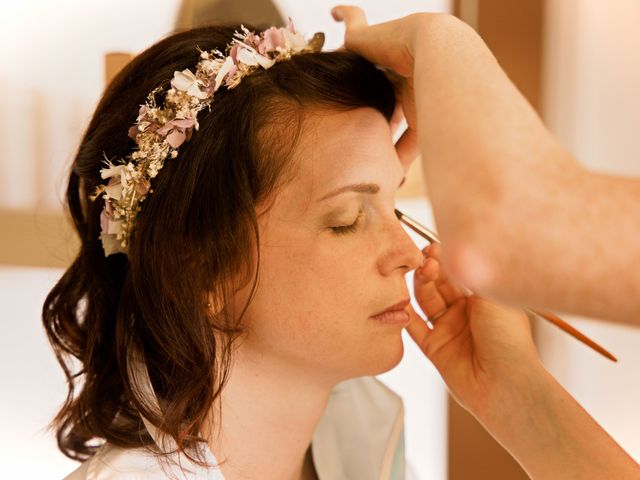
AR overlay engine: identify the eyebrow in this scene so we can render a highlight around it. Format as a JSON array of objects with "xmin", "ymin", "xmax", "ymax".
[{"xmin": 318, "ymin": 177, "xmax": 406, "ymax": 202}]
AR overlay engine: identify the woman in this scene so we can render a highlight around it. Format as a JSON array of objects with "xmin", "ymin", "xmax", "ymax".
[{"xmin": 44, "ymin": 20, "xmax": 426, "ymax": 479}]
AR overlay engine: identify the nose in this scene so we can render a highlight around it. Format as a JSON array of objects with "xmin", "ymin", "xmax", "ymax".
[{"xmin": 376, "ymin": 213, "xmax": 425, "ymax": 276}]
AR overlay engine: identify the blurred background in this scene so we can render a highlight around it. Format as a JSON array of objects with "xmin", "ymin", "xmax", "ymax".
[{"xmin": 1, "ymin": 0, "xmax": 639, "ymax": 478}]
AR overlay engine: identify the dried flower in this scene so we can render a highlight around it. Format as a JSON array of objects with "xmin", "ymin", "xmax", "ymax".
[{"xmin": 90, "ymin": 18, "xmax": 325, "ymax": 256}]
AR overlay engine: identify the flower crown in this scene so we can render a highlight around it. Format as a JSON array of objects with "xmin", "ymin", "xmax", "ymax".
[{"xmin": 89, "ymin": 19, "xmax": 324, "ymax": 256}]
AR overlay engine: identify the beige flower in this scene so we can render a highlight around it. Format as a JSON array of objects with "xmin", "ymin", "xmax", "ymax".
[
  {"xmin": 171, "ymin": 69, "xmax": 208, "ymax": 99},
  {"xmin": 214, "ymin": 56, "xmax": 236, "ymax": 91},
  {"xmin": 236, "ymin": 46, "xmax": 276, "ymax": 69}
]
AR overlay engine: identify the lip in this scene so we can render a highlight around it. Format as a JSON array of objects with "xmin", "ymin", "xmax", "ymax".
[
  {"xmin": 371, "ymin": 298, "xmax": 411, "ymax": 318},
  {"xmin": 371, "ymin": 309, "xmax": 410, "ymax": 326}
]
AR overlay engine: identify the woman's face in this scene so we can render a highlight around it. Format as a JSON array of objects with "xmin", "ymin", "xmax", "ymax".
[{"xmin": 234, "ymin": 107, "xmax": 424, "ymax": 382}]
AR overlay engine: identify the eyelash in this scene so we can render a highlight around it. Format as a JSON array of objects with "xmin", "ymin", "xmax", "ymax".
[{"xmin": 331, "ymin": 211, "xmax": 365, "ymax": 235}]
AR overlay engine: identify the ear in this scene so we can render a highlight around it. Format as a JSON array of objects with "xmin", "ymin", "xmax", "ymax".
[{"xmin": 206, "ymin": 292, "xmax": 225, "ymax": 315}]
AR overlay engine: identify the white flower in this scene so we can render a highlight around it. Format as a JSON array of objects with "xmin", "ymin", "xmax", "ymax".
[
  {"xmin": 100, "ymin": 164, "xmax": 126, "ymax": 180},
  {"xmin": 214, "ymin": 56, "xmax": 236, "ymax": 91},
  {"xmin": 283, "ymin": 30, "xmax": 308, "ymax": 51},
  {"xmin": 256, "ymin": 53, "xmax": 276, "ymax": 69},
  {"xmin": 171, "ymin": 69, "xmax": 208, "ymax": 99},
  {"xmin": 236, "ymin": 47, "xmax": 275, "ymax": 69},
  {"xmin": 100, "ymin": 164, "xmax": 128, "ymax": 200},
  {"xmin": 200, "ymin": 59, "xmax": 218, "ymax": 76},
  {"xmin": 100, "ymin": 233, "xmax": 126, "ymax": 256},
  {"xmin": 108, "ymin": 219, "xmax": 124, "ymax": 235},
  {"xmin": 104, "ymin": 182, "xmax": 123, "ymax": 201}
]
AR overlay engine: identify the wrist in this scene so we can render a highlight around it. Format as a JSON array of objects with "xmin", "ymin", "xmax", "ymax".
[
  {"xmin": 470, "ymin": 358, "xmax": 552, "ymax": 435},
  {"xmin": 412, "ymin": 13, "xmax": 481, "ymax": 60},
  {"xmin": 468, "ymin": 360, "xmax": 640, "ymax": 478}
]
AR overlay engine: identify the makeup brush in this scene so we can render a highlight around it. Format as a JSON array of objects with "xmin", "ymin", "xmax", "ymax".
[{"xmin": 395, "ymin": 208, "xmax": 617, "ymax": 362}]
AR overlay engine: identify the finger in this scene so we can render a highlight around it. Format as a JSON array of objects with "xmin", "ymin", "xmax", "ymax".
[
  {"xmin": 414, "ymin": 261, "xmax": 449, "ymax": 318},
  {"xmin": 405, "ymin": 304, "xmax": 431, "ymax": 352},
  {"xmin": 406, "ymin": 298, "xmax": 468, "ymax": 362},
  {"xmin": 331, "ymin": 5, "xmax": 368, "ymax": 28},
  {"xmin": 332, "ymin": 6, "xmax": 403, "ymax": 74},
  {"xmin": 331, "ymin": 6, "xmax": 414, "ymax": 77},
  {"xmin": 415, "ymin": 249, "xmax": 465, "ymax": 311},
  {"xmin": 424, "ymin": 244, "xmax": 465, "ymax": 304},
  {"xmin": 395, "ymin": 127, "xmax": 420, "ymax": 173},
  {"xmin": 420, "ymin": 297, "xmax": 468, "ymax": 360},
  {"xmin": 436, "ymin": 278, "xmax": 465, "ymax": 306}
]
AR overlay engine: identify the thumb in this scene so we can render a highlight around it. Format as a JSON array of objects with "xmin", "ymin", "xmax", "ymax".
[
  {"xmin": 405, "ymin": 304, "xmax": 431, "ymax": 353},
  {"xmin": 331, "ymin": 5, "xmax": 369, "ymax": 27}
]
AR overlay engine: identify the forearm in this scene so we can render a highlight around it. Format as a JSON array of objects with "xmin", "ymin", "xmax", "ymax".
[
  {"xmin": 473, "ymin": 365, "xmax": 640, "ymax": 479},
  {"xmin": 411, "ymin": 16, "xmax": 560, "ymax": 234},
  {"xmin": 412, "ymin": 17, "xmax": 640, "ymax": 323}
]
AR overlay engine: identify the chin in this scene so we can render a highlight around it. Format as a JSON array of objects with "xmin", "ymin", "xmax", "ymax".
[
  {"xmin": 325, "ymin": 329, "xmax": 406, "ymax": 381},
  {"xmin": 360, "ymin": 334, "xmax": 405, "ymax": 377}
]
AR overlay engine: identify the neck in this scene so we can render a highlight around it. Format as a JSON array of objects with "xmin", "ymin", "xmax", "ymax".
[{"xmin": 205, "ymin": 345, "xmax": 335, "ymax": 480}]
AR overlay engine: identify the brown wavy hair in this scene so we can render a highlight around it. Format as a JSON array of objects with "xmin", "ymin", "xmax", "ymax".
[{"xmin": 42, "ymin": 24, "xmax": 396, "ymax": 462}]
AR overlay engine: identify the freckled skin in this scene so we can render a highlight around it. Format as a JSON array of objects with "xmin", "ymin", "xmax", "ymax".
[
  {"xmin": 234, "ymin": 107, "xmax": 423, "ymax": 381},
  {"xmin": 205, "ymin": 107, "xmax": 423, "ymax": 480}
]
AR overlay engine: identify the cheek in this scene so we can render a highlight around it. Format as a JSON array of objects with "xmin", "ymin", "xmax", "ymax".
[
  {"xmin": 264, "ymin": 246, "xmax": 385, "ymax": 351},
  {"xmin": 238, "ymin": 230, "xmax": 402, "ymax": 377},
  {"xmin": 246, "ymin": 239, "xmax": 372, "ymax": 336},
  {"xmin": 262, "ymin": 244, "xmax": 364, "ymax": 317},
  {"xmin": 275, "ymin": 239, "xmax": 376, "ymax": 312}
]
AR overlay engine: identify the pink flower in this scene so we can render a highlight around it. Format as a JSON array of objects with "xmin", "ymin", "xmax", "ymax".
[
  {"xmin": 286, "ymin": 17, "xmax": 296, "ymax": 33},
  {"xmin": 258, "ymin": 27, "xmax": 285, "ymax": 54},
  {"xmin": 136, "ymin": 105, "xmax": 147, "ymax": 119},
  {"xmin": 244, "ymin": 31, "xmax": 261, "ymax": 46},
  {"xmin": 157, "ymin": 118, "xmax": 196, "ymax": 148},
  {"xmin": 128, "ymin": 125, "xmax": 139, "ymax": 140},
  {"xmin": 128, "ymin": 106, "xmax": 155, "ymax": 140},
  {"xmin": 99, "ymin": 202, "xmax": 122, "ymax": 236},
  {"xmin": 230, "ymin": 44, "xmax": 240, "ymax": 62},
  {"xmin": 225, "ymin": 64, "xmax": 238, "ymax": 80},
  {"xmin": 100, "ymin": 204, "xmax": 110, "ymax": 233},
  {"xmin": 135, "ymin": 179, "xmax": 151, "ymax": 196},
  {"xmin": 104, "ymin": 175, "xmax": 123, "ymax": 200}
]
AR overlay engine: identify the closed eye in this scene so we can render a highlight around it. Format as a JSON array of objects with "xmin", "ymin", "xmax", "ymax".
[{"xmin": 331, "ymin": 211, "xmax": 365, "ymax": 235}]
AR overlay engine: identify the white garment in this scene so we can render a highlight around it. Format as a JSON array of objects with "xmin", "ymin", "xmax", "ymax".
[{"xmin": 64, "ymin": 376, "xmax": 407, "ymax": 480}]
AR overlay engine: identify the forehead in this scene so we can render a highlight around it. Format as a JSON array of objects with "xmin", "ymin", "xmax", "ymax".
[{"xmin": 285, "ymin": 107, "xmax": 400, "ymax": 201}]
